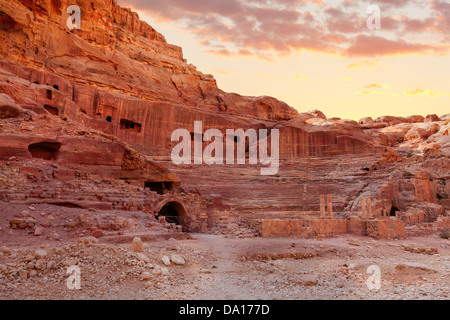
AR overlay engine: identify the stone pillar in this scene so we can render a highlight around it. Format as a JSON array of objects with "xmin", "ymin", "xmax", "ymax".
[
  {"xmin": 362, "ymin": 198, "xmax": 367, "ymax": 219},
  {"xmin": 320, "ymin": 194, "xmax": 326, "ymax": 218},
  {"xmin": 327, "ymin": 194, "xmax": 333, "ymax": 218},
  {"xmin": 199, "ymin": 213, "xmax": 208, "ymax": 233},
  {"xmin": 367, "ymin": 198, "xmax": 373, "ymax": 219}
]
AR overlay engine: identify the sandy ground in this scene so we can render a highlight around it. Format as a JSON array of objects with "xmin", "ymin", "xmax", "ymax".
[{"xmin": 0, "ymin": 230, "xmax": 448, "ymax": 300}]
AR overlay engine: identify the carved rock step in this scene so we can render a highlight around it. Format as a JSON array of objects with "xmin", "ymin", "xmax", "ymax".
[{"xmin": 99, "ymin": 232, "xmax": 191, "ymax": 244}]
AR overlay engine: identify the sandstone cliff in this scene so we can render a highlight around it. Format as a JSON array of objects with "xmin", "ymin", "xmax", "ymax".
[
  {"xmin": 0, "ymin": 0, "xmax": 298, "ymax": 120},
  {"xmin": 0, "ymin": 0, "xmax": 448, "ymax": 239}
]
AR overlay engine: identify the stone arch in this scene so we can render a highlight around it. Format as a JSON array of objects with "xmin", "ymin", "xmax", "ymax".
[{"xmin": 154, "ymin": 199, "xmax": 190, "ymax": 231}]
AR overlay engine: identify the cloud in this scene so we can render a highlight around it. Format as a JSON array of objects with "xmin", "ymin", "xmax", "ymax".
[
  {"xmin": 294, "ymin": 75, "xmax": 309, "ymax": 81},
  {"xmin": 402, "ymin": 17, "xmax": 436, "ymax": 33},
  {"xmin": 355, "ymin": 90, "xmax": 397, "ymax": 96},
  {"xmin": 356, "ymin": 91, "xmax": 387, "ymax": 95},
  {"xmin": 430, "ymin": 0, "xmax": 450, "ymax": 34},
  {"xmin": 346, "ymin": 35, "xmax": 441, "ymax": 57},
  {"xmin": 347, "ymin": 60, "xmax": 380, "ymax": 70},
  {"xmin": 404, "ymin": 89, "xmax": 450, "ymax": 97},
  {"xmin": 205, "ymin": 48, "xmax": 233, "ymax": 57},
  {"xmin": 204, "ymin": 47, "xmax": 273, "ymax": 61},
  {"xmin": 365, "ymin": 83, "xmax": 390, "ymax": 89},
  {"xmin": 237, "ymin": 49, "xmax": 253, "ymax": 56},
  {"xmin": 119, "ymin": 0, "xmax": 450, "ymax": 58},
  {"xmin": 372, "ymin": 0, "xmax": 419, "ymax": 9}
]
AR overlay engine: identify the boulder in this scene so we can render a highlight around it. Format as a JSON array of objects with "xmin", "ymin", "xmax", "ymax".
[
  {"xmin": 130, "ymin": 237, "xmax": 143, "ymax": 253},
  {"xmin": 137, "ymin": 253, "xmax": 151, "ymax": 263},
  {"xmin": 405, "ymin": 123, "xmax": 440, "ymax": 141},
  {"xmin": 140, "ymin": 272, "xmax": 151, "ymax": 281},
  {"xmin": 34, "ymin": 250, "xmax": 48, "ymax": 260},
  {"xmin": 171, "ymin": 254, "xmax": 186, "ymax": 265},
  {"xmin": 0, "ymin": 93, "xmax": 22, "ymax": 118},
  {"xmin": 405, "ymin": 115, "xmax": 425, "ymax": 123},
  {"xmin": 359, "ymin": 117, "xmax": 373, "ymax": 124},
  {"xmin": 161, "ymin": 255, "xmax": 171, "ymax": 266},
  {"xmin": 425, "ymin": 114, "xmax": 440, "ymax": 122},
  {"xmin": 374, "ymin": 116, "xmax": 406, "ymax": 126},
  {"xmin": 308, "ymin": 109, "xmax": 327, "ymax": 119},
  {"xmin": 34, "ymin": 226, "xmax": 44, "ymax": 236}
]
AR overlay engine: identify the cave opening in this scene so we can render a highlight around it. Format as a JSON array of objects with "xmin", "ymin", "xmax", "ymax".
[
  {"xmin": 156, "ymin": 201, "xmax": 187, "ymax": 226},
  {"xmin": 0, "ymin": 12, "xmax": 16, "ymax": 31},
  {"xmin": 437, "ymin": 193, "xmax": 448, "ymax": 200},
  {"xmin": 144, "ymin": 181, "xmax": 174, "ymax": 195},
  {"xmin": 50, "ymin": 202, "xmax": 82, "ymax": 208},
  {"xmin": 120, "ymin": 119, "xmax": 142, "ymax": 132},
  {"xmin": 44, "ymin": 105, "xmax": 59, "ymax": 116},
  {"xmin": 390, "ymin": 206, "xmax": 400, "ymax": 217},
  {"xmin": 28, "ymin": 142, "xmax": 61, "ymax": 160}
]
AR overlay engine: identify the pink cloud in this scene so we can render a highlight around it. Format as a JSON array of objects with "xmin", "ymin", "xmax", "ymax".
[
  {"xmin": 119, "ymin": 0, "xmax": 449, "ymax": 58},
  {"xmin": 205, "ymin": 48, "xmax": 233, "ymax": 57},
  {"xmin": 346, "ymin": 34, "xmax": 442, "ymax": 57}
]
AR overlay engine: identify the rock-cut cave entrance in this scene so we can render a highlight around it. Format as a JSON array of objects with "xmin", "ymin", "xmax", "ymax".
[
  {"xmin": 390, "ymin": 206, "xmax": 400, "ymax": 217},
  {"xmin": 144, "ymin": 181, "xmax": 174, "ymax": 195},
  {"xmin": 28, "ymin": 142, "xmax": 61, "ymax": 160},
  {"xmin": 156, "ymin": 201, "xmax": 188, "ymax": 228}
]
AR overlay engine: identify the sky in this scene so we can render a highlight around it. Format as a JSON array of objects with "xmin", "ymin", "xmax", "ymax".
[{"xmin": 118, "ymin": 0, "xmax": 450, "ymax": 121}]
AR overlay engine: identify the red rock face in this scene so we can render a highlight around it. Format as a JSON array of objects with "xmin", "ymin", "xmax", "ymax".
[
  {"xmin": 0, "ymin": 0, "xmax": 297, "ymax": 120},
  {"xmin": 0, "ymin": 0, "xmax": 448, "ymax": 240},
  {"xmin": 0, "ymin": 59, "xmax": 381, "ymax": 159}
]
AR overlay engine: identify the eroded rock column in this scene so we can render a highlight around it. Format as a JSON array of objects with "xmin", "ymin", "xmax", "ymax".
[
  {"xmin": 320, "ymin": 194, "xmax": 326, "ymax": 218},
  {"xmin": 367, "ymin": 198, "xmax": 373, "ymax": 219},
  {"xmin": 362, "ymin": 198, "xmax": 367, "ymax": 219},
  {"xmin": 328, "ymin": 194, "xmax": 333, "ymax": 218}
]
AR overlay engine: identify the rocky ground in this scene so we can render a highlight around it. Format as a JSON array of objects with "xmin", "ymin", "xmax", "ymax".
[
  {"xmin": 0, "ymin": 227, "xmax": 448, "ymax": 300},
  {"xmin": 0, "ymin": 0, "xmax": 448, "ymax": 303}
]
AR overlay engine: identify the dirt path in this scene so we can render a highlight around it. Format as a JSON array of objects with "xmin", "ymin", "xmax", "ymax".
[{"xmin": 0, "ymin": 232, "xmax": 448, "ymax": 300}]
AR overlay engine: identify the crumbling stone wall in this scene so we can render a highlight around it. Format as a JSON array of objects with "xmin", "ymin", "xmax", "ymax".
[{"xmin": 366, "ymin": 219, "xmax": 406, "ymax": 240}]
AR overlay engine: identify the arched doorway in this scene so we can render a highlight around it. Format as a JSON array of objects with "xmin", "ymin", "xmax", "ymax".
[{"xmin": 156, "ymin": 201, "xmax": 189, "ymax": 230}]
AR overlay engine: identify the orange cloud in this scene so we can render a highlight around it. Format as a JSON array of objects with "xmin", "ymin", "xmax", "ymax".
[
  {"xmin": 365, "ymin": 83, "xmax": 390, "ymax": 89},
  {"xmin": 124, "ymin": 0, "xmax": 450, "ymax": 58},
  {"xmin": 347, "ymin": 60, "xmax": 380, "ymax": 70},
  {"xmin": 205, "ymin": 48, "xmax": 273, "ymax": 61},
  {"xmin": 205, "ymin": 48, "xmax": 233, "ymax": 57},
  {"xmin": 356, "ymin": 91, "xmax": 387, "ymax": 95},
  {"xmin": 356, "ymin": 89, "xmax": 397, "ymax": 96},
  {"xmin": 346, "ymin": 35, "xmax": 442, "ymax": 57},
  {"xmin": 404, "ymin": 89, "xmax": 450, "ymax": 97},
  {"xmin": 294, "ymin": 75, "xmax": 309, "ymax": 81}
]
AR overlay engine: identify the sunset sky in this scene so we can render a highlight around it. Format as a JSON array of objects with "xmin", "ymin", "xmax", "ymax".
[{"xmin": 118, "ymin": 0, "xmax": 450, "ymax": 121}]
